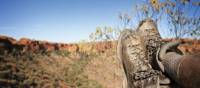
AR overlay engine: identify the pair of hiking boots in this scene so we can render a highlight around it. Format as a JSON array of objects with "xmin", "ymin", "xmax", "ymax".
[{"xmin": 117, "ymin": 19, "xmax": 172, "ymax": 88}]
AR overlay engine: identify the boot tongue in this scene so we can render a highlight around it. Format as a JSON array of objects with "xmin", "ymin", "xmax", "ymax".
[
  {"xmin": 156, "ymin": 47, "xmax": 165, "ymax": 72},
  {"xmin": 161, "ymin": 53, "xmax": 183, "ymax": 82}
]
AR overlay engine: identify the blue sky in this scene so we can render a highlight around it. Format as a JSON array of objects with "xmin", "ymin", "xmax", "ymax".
[
  {"xmin": 0, "ymin": 0, "xmax": 199, "ymax": 43},
  {"xmin": 0, "ymin": 0, "xmax": 137, "ymax": 43}
]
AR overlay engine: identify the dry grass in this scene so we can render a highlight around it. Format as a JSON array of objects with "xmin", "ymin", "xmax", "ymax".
[
  {"xmin": 0, "ymin": 53, "xmax": 70, "ymax": 87},
  {"xmin": 84, "ymin": 50, "xmax": 124, "ymax": 88},
  {"xmin": 0, "ymin": 42, "xmax": 124, "ymax": 88},
  {"xmin": 0, "ymin": 52, "xmax": 103, "ymax": 88},
  {"xmin": 1, "ymin": 36, "xmax": 199, "ymax": 88}
]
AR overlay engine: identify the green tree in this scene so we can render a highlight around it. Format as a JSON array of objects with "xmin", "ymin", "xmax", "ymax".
[
  {"xmin": 89, "ymin": 26, "xmax": 120, "ymax": 41},
  {"xmin": 152, "ymin": 0, "xmax": 200, "ymax": 38},
  {"xmin": 119, "ymin": 0, "xmax": 200, "ymax": 39}
]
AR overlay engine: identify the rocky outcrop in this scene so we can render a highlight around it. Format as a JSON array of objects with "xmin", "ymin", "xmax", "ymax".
[
  {"xmin": 0, "ymin": 35, "xmax": 199, "ymax": 55},
  {"xmin": 0, "ymin": 36, "xmax": 78, "ymax": 54},
  {"xmin": 0, "ymin": 36, "xmax": 17, "ymax": 54},
  {"xmin": 162, "ymin": 38, "xmax": 200, "ymax": 54}
]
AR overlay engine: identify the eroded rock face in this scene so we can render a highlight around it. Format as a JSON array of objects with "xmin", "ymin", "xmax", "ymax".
[
  {"xmin": 18, "ymin": 38, "xmax": 31, "ymax": 45},
  {"xmin": 0, "ymin": 36, "xmax": 78, "ymax": 54},
  {"xmin": 0, "ymin": 36, "xmax": 17, "ymax": 54},
  {"xmin": 0, "ymin": 35, "xmax": 116, "ymax": 55},
  {"xmin": 0, "ymin": 35, "xmax": 199, "ymax": 55},
  {"xmin": 162, "ymin": 39, "xmax": 200, "ymax": 54},
  {"xmin": 67, "ymin": 44, "xmax": 79, "ymax": 53},
  {"xmin": 94, "ymin": 41, "xmax": 114, "ymax": 53}
]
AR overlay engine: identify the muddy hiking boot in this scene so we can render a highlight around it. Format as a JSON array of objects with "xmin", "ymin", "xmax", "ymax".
[
  {"xmin": 117, "ymin": 19, "xmax": 172, "ymax": 88},
  {"xmin": 117, "ymin": 29, "xmax": 160, "ymax": 88}
]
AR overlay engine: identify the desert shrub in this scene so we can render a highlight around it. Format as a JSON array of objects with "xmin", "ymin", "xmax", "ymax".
[
  {"xmin": 65, "ymin": 55, "xmax": 102, "ymax": 88},
  {"xmin": 84, "ymin": 50, "xmax": 124, "ymax": 88},
  {"xmin": 51, "ymin": 50, "xmax": 70, "ymax": 57},
  {"xmin": 89, "ymin": 26, "xmax": 120, "ymax": 41},
  {"xmin": 0, "ymin": 53, "xmax": 68, "ymax": 88},
  {"xmin": 0, "ymin": 47, "xmax": 103, "ymax": 88},
  {"xmin": 77, "ymin": 40, "xmax": 95, "ymax": 56}
]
